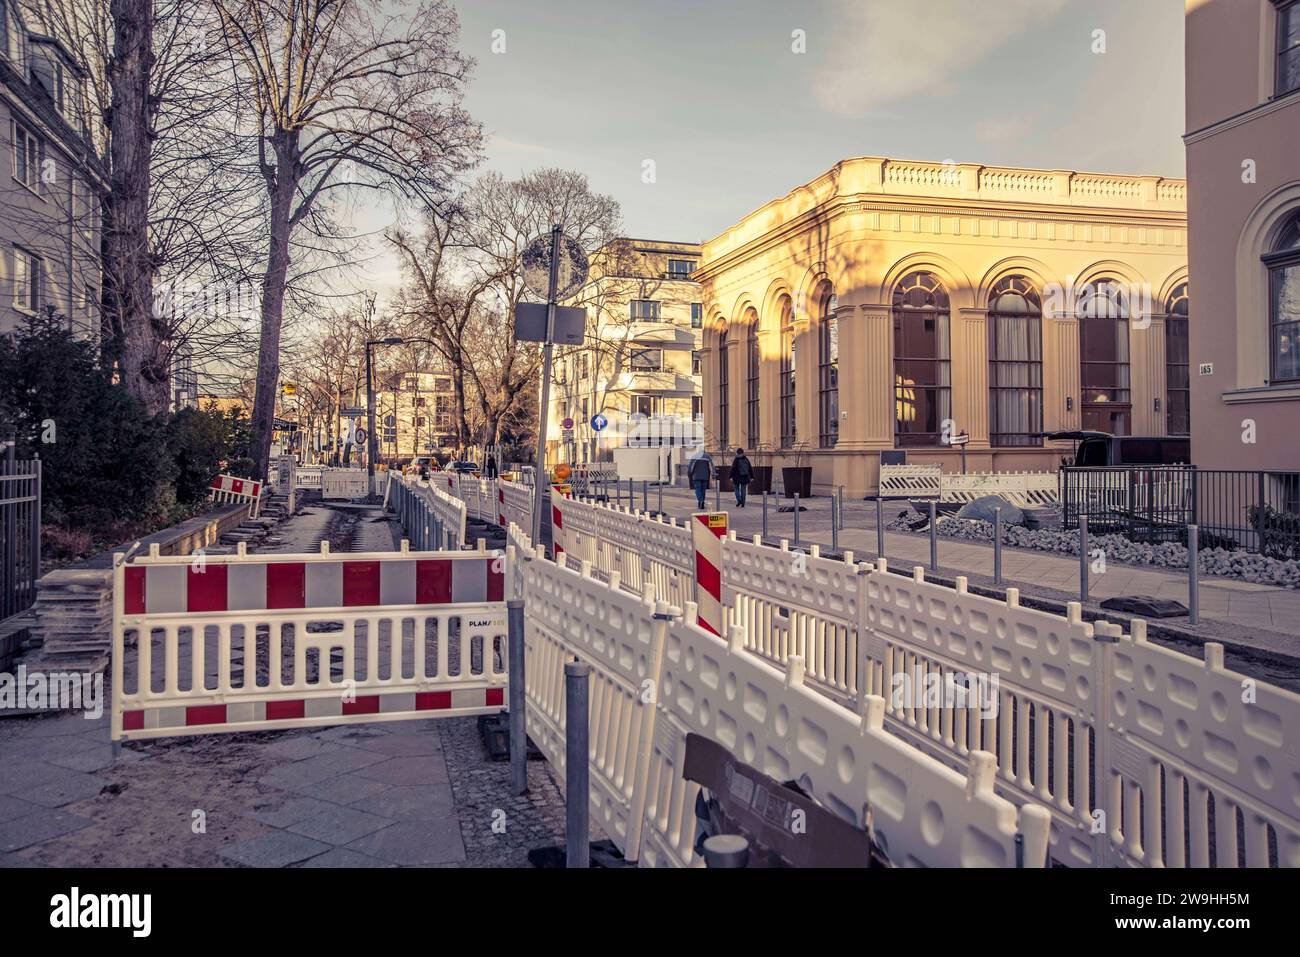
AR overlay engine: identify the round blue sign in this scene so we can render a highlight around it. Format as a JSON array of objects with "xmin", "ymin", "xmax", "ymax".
[{"xmin": 590, "ymin": 413, "xmax": 608, "ymax": 432}]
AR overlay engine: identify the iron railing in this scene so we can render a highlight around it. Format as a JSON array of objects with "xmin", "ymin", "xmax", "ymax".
[
  {"xmin": 1061, "ymin": 466, "xmax": 1300, "ymax": 557},
  {"xmin": 1, "ymin": 456, "xmax": 42, "ymax": 621}
]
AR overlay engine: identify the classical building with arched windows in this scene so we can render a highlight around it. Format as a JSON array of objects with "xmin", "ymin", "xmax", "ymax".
[{"xmin": 696, "ymin": 156, "xmax": 1189, "ymax": 497}]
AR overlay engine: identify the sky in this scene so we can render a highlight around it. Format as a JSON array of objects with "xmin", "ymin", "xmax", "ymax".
[{"xmin": 350, "ymin": 0, "xmax": 1186, "ymax": 301}]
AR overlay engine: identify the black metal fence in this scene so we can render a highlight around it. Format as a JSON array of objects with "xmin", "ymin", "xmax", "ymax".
[
  {"xmin": 1061, "ymin": 466, "xmax": 1300, "ymax": 558},
  {"xmin": 1, "ymin": 456, "xmax": 42, "ymax": 621}
]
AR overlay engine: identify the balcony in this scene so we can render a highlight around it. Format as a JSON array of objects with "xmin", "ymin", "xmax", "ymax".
[
  {"xmin": 628, "ymin": 322, "xmax": 696, "ymax": 350},
  {"xmin": 623, "ymin": 370, "xmax": 697, "ymax": 394}
]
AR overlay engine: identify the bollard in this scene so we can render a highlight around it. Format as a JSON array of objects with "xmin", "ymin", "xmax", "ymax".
[
  {"xmin": 658, "ymin": 480, "xmax": 663, "ymax": 516},
  {"xmin": 565, "ymin": 661, "xmax": 591, "ymax": 869},
  {"xmin": 993, "ymin": 507, "xmax": 1003, "ymax": 586},
  {"xmin": 642, "ymin": 480, "xmax": 648, "ymax": 513},
  {"xmin": 1188, "ymin": 523, "xmax": 1200, "ymax": 625},
  {"xmin": 837, "ymin": 486, "xmax": 844, "ymax": 531},
  {"xmin": 793, "ymin": 493, "xmax": 801, "ymax": 545},
  {"xmin": 714, "ymin": 479, "xmax": 720, "ymax": 512},
  {"xmin": 876, "ymin": 496, "xmax": 885, "ymax": 560},
  {"xmin": 831, "ymin": 494, "xmax": 839, "ymax": 553},
  {"xmin": 628, "ymin": 478, "xmax": 634, "ymax": 509},
  {"xmin": 762, "ymin": 490, "xmax": 769, "ymax": 537},
  {"xmin": 508, "ymin": 599, "xmax": 527, "ymax": 795},
  {"xmin": 1079, "ymin": 515, "xmax": 1090, "ymax": 602},
  {"xmin": 702, "ymin": 834, "xmax": 750, "ymax": 868},
  {"xmin": 928, "ymin": 500, "xmax": 938, "ymax": 571}
]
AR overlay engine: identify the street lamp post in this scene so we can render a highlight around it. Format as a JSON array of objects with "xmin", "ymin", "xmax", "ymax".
[{"xmin": 365, "ymin": 337, "xmax": 403, "ymax": 501}]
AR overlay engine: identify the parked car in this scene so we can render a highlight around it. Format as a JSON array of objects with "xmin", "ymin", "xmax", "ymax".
[
  {"xmin": 448, "ymin": 460, "xmax": 479, "ymax": 475},
  {"xmin": 1048, "ymin": 431, "xmax": 1191, "ymax": 468}
]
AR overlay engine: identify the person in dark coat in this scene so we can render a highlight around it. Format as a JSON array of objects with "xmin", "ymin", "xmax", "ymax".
[
  {"xmin": 485, "ymin": 454, "xmax": 498, "ymax": 479},
  {"xmin": 687, "ymin": 450, "xmax": 714, "ymax": 509},
  {"xmin": 730, "ymin": 448, "xmax": 753, "ymax": 507}
]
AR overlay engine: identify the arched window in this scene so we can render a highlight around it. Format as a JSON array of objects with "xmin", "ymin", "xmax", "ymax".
[
  {"xmin": 1266, "ymin": 212, "xmax": 1300, "ymax": 383},
  {"xmin": 779, "ymin": 297, "xmax": 796, "ymax": 447},
  {"xmin": 1078, "ymin": 279, "xmax": 1131, "ymax": 435},
  {"xmin": 717, "ymin": 328, "xmax": 729, "ymax": 447},
  {"xmin": 1164, "ymin": 282, "xmax": 1190, "ymax": 435},
  {"xmin": 746, "ymin": 313, "xmax": 760, "ymax": 445},
  {"xmin": 987, "ymin": 276, "xmax": 1042, "ymax": 447},
  {"xmin": 817, "ymin": 287, "xmax": 839, "ymax": 448},
  {"xmin": 893, "ymin": 271, "xmax": 951, "ymax": 447}
]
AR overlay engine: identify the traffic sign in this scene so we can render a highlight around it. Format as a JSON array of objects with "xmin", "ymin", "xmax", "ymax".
[
  {"xmin": 522, "ymin": 232, "xmax": 589, "ymax": 301},
  {"xmin": 590, "ymin": 413, "xmax": 608, "ymax": 432},
  {"xmin": 515, "ymin": 303, "xmax": 585, "ymax": 344},
  {"xmin": 354, "ymin": 427, "xmax": 368, "ymax": 445},
  {"xmin": 948, "ymin": 432, "xmax": 970, "ymax": 447},
  {"xmin": 561, "ymin": 417, "xmax": 574, "ymax": 430}
]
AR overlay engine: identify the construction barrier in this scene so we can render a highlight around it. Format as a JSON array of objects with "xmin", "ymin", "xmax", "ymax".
[
  {"xmin": 508, "ymin": 520, "xmax": 1051, "ymax": 868},
  {"xmin": 389, "ymin": 475, "xmax": 466, "ymax": 550},
  {"xmin": 878, "ymin": 465, "xmax": 1060, "ymax": 508},
  {"xmin": 208, "ymin": 474, "xmax": 262, "ymax": 517},
  {"xmin": 111, "ymin": 541, "xmax": 507, "ymax": 742},
  {"xmin": 512, "ymin": 492, "xmax": 1300, "ymax": 868},
  {"xmin": 496, "ymin": 478, "xmax": 533, "ymax": 532},
  {"xmin": 690, "ymin": 512, "xmax": 726, "ymax": 636},
  {"xmin": 320, "ymin": 468, "xmax": 368, "ymax": 500}
]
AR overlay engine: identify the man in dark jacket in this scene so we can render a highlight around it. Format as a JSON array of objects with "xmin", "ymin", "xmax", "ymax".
[
  {"xmin": 687, "ymin": 450, "xmax": 714, "ymax": 509},
  {"xmin": 485, "ymin": 454, "xmax": 498, "ymax": 479},
  {"xmin": 731, "ymin": 448, "xmax": 753, "ymax": 507}
]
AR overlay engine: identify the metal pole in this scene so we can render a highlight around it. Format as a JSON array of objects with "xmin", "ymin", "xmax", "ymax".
[
  {"xmin": 565, "ymin": 660, "xmax": 591, "ymax": 868},
  {"xmin": 877, "ymin": 496, "xmax": 884, "ymax": 560},
  {"xmin": 1188, "ymin": 523, "xmax": 1200, "ymax": 625},
  {"xmin": 1079, "ymin": 515, "xmax": 1090, "ymax": 602},
  {"xmin": 928, "ymin": 500, "xmax": 938, "ymax": 571},
  {"xmin": 642, "ymin": 480, "xmax": 648, "ymax": 513},
  {"xmin": 837, "ymin": 486, "xmax": 844, "ymax": 531},
  {"xmin": 530, "ymin": 224, "xmax": 563, "ymax": 549},
  {"xmin": 508, "ymin": 599, "xmax": 527, "ymax": 795},
  {"xmin": 762, "ymin": 490, "xmax": 768, "ymax": 538},
  {"xmin": 993, "ymin": 506, "xmax": 1003, "ymax": 586},
  {"xmin": 831, "ymin": 494, "xmax": 839, "ymax": 553},
  {"xmin": 365, "ymin": 343, "xmax": 376, "ymax": 500},
  {"xmin": 657, "ymin": 479, "xmax": 663, "ymax": 516},
  {"xmin": 714, "ymin": 476, "xmax": 720, "ymax": 512},
  {"xmin": 793, "ymin": 492, "xmax": 801, "ymax": 544},
  {"xmin": 702, "ymin": 834, "xmax": 749, "ymax": 868}
]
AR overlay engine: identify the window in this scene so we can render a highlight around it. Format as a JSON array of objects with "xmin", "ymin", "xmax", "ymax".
[
  {"xmin": 893, "ymin": 272, "xmax": 951, "ymax": 447},
  {"xmin": 630, "ymin": 299, "xmax": 660, "ymax": 321},
  {"xmin": 632, "ymin": 394, "xmax": 658, "ymax": 417},
  {"xmin": 416, "ymin": 397, "xmax": 427, "ymax": 408},
  {"xmin": 746, "ymin": 323, "xmax": 760, "ymax": 445},
  {"xmin": 817, "ymin": 288, "xmax": 839, "ymax": 448},
  {"xmin": 630, "ymin": 347, "xmax": 662, "ymax": 371},
  {"xmin": 2, "ymin": 1, "xmax": 24, "ymax": 67},
  {"xmin": 1164, "ymin": 282, "xmax": 1190, "ymax": 434},
  {"xmin": 667, "ymin": 259, "xmax": 696, "ymax": 279},
  {"xmin": 779, "ymin": 298, "xmax": 796, "ymax": 447},
  {"xmin": 13, "ymin": 247, "xmax": 43, "ymax": 312},
  {"xmin": 691, "ymin": 303, "xmax": 702, "ymax": 328},
  {"xmin": 11, "ymin": 119, "xmax": 42, "ymax": 191},
  {"xmin": 416, "ymin": 416, "xmax": 426, "ymax": 428},
  {"xmin": 692, "ymin": 395, "xmax": 703, "ymax": 418},
  {"xmin": 435, "ymin": 377, "xmax": 450, "ymax": 391},
  {"xmin": 718, "ymin": 330, "xmax": 729, "ymax": 446},
  {"xmin": 1266, "ymin": 212, "xmax": 1300, "ymax": 382},
  {"xmin": 987, "ymin": 276, "xmax": 1043, "ymax": 447},
  {"xmin": 692, "ymin": 350, "xmax": 702, "ymax": 376},
  {"xmin": 580, "ymin": 353, "xmax": 589, "ymax": 379},
  {"xmin": 403, "ymin": 375, "xmax": 419, "ymax": 391},
  {"xmin": 1278, "ymin": 0, "xmax": 1300, "ymax": 97},
  {"xmin": 1078, "ymin": 279, "xmax": 1132, "ymax": 434}
]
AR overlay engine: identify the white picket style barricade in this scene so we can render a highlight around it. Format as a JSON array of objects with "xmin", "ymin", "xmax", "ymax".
[
  {"xmin": 940, "ymin": 471, "xmax": 1059, "ymax": 508},
  {"xmin": 111, "ymin": 541, "xmax": 508, "ymax": 743},
  {"xmin": 496, "ymin": 478, "xmax": 533, "ymax": 532},
  {"xmin": 320, "ymin": 468, "xmax": 368, "ymax": 500},
  {"xmin": 878, "ymin": 464, "xmax": 942, "ymax": 499},
  {"xmin": 389, "ymin": 475, "xmax": 466, "ymax": 550}
]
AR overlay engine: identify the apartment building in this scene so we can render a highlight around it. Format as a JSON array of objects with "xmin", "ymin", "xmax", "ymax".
[
  {"xmin": 0, "ymin": 0, "xmax": 105, "ymax": 339},
  {"xmin": 544, "ymin": 238, "xmax": 704, "ymax": 466},
  {"xmin": 373, "ymin": 369, "xmax": 459, "ymax": 462}
]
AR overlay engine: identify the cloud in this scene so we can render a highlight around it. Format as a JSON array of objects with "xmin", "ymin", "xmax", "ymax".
[{"xmin": 813, "ymin": 0, "xmax": 1069, "ymax": 116}]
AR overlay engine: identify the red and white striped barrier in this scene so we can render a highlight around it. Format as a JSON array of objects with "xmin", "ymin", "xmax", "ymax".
[
  {"xmin": 690, "ymin": 512, "xmax": 727, "ymax": 636},
  {"xmin": 208, "ymin": 473, "xmax": 262, "ymax": 517},
  {"xmin": 549, "ymin": 484, "xmax": 571, "ymax": 559},
  {"xmin": 112, "ymin": 541, "xmax": 511, "ymax": 743}
]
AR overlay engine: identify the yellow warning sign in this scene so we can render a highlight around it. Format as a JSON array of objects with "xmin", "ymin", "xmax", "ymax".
[{"xmin": 707, "ymin": 514, "xmax": 727, "ymax": 530}]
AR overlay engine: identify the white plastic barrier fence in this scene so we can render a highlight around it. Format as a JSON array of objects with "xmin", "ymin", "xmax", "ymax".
[
  {"xmin": 389, "ymin": 475, "xmax": 466, "ymax": 550},
  {"xmin": 878, "ymin": 464, "xmax": 942, "ymax": 499},
  {"xmin": 321, "ymin": 468, "xmax": 368, "ymax": 500},
  {"xmin": 295, "ymin": 466, "xmax": 325, "ymax": 491},
  {"xmin": 208, "ymin": 474, "xmax": 262, "ymax": 517},
  {"xmin": 515, "ymin": 540, "xmax": 1051, "ymax": 868},
  {"xmin": 517, "ymin": 493, "xmax": 1300, "ymax": 868},
  {"xmin": 111, "ymin": 541, "xmax": 508, "ymax": 742},
  {"xmin": 878, "ymin": 465, "xmax": 1059, "ymax": 507},
  {"xmin": 496, "ymin": 478, "xmax": 533, "ymax": 532}
]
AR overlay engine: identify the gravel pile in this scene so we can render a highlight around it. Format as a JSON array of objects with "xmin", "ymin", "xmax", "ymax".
[{"xmin": 886, "ymin": 508, "xmax": 1300, "ymax": 589}]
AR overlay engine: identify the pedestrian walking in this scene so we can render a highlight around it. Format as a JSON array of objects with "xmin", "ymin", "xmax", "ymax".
[
  {"xmin": 485, "ymin": 454, "xmax": 498, "ymax": 479},
  {"xmin": 688, "ymin": 448, "xmax": 714, "ymax": 509},
  {"xmin": 730, "ymin": 447, "xmax": 753, "ymax": 507}
]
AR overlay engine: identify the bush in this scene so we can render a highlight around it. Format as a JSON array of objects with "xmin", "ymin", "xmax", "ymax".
[
  {"xmin": 1248, "ymin": 504, "xmax": 1300, "ymax": 561},
  {"xmin": 167, "ymin": 405, "xmax": 253, "ymax": 504}
]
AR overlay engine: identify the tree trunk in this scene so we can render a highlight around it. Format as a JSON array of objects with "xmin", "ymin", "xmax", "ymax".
[
  {"xmin": 104, "ymin": 0, "xmax": 167, "ymax": 413},
  {"xmin": 250, "ymin": 132, "xmax": 299, "ymax": 480}
]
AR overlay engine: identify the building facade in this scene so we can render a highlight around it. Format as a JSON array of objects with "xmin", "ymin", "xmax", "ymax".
[
  {"xmin": 0, "ymin": 0, "xmax": 104, "ymax": 339},
  {"xmin": 543, "ymin": 238, "xmax": 704, "ymax": 466},
  {"xmin": 373, "ymin": 369, "xmax": 458, "ymax": 462},
  {"xmin": 697, "ymin": 156, "xmax": 1188, "ymax": 497},
  {"xmin": 1185, "ymin": 0, "xmax": 1300, "ymax": 471}
]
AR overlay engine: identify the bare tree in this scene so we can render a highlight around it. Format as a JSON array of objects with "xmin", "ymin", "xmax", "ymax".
[{"xmin": 212, "ymin": 0, "xmax": 482, "ymax": 478}]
